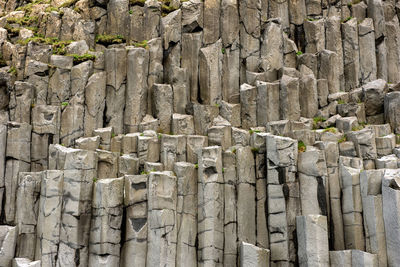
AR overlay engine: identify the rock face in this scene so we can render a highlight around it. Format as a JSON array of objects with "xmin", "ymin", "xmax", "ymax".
[{"xmin": 1, "ymin": 0, "xmax": 400, "ymax": 265}]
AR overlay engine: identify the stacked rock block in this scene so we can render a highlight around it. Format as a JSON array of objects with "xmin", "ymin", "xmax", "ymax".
[{"xmin": 1, "ymin": 0, "xmax": 400, "ymax": 265}]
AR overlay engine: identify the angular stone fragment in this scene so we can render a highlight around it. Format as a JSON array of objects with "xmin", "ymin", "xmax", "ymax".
[
  {"xmin": 182, "ymin": 0, "xmax": 203, "ymax": 32},
  {"xmin": 172, "ymin": 113, "xmax": 194, "ymax": 135},
  {"xmin": 97, "ymin": 150, "xmax": 118, "ymax": 179},
  {"xmin": 362, "ymin": 79, "xmax": 387, "ymax": 116},
  {"xmin": 207, "ymin": 125, "xmax": 232, "ymax": 150},
  {"xmin": 12, "ymin": 258, "xmax": 41, "ymax": 267},
  {"xmin": 239, "ymin": 242, "xmax": 270, "ymax": 267},
  {"xmin": 346, "ymin": 128, "xmax": 377, "ymax": 160},
  {"xmin": 76, "ymin": 136, "xmax": 100, "ymax": 151},
  {"xmin": 193, "ymin": 104, "xmax": 219, "ymax": 136},
  {"xmin": 186, "ymin": 135, "xmax": 208, "ymax": 164}
]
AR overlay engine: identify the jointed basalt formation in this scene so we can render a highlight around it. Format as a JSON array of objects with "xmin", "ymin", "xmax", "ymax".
[{"xmin": 0, "ymin": 0, "xmax": 400, "ymax": 266}]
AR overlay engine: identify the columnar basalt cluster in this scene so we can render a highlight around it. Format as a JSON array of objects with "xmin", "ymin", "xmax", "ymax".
[{"xmin": 0, "ymin": 0, "xmax": 400, "ymax": 266}]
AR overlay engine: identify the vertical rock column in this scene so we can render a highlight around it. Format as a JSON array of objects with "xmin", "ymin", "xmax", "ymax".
[
  {"xmin": 105, "ymin": 47, "xmax": 127, "ymax": 134},
  {"xmin": 296, "ymin": 215, "xmax": 329, "ymax": 267},
  {"xmin": 360, "ymin": 169, "xmax": 387, "ymax": 267},
  {"xmin": 236, "ymin": 146, "xmax": 256, "ymax": 244},
  {"xmin": 0, "ymin": 225, "xmax": 17, "ymax": 267},
  {"xmin": 197, "ymin": 146, "xmax": 224, "ymax": 266},
  {"xmin": 251, "ymin": 132, "xmax": 269, "ymax": 249},
  {"xmin": 160, "ymin": 134, "xmax": 187, "ymax": 171},
  {"xmin": 325, "ymin": 16, "xmax": 344, "ymax": 90},
  {"xmin": 199, "ymin": 40, "xmax": 223, "ymax": 105},
  {"xmin": 222, "ymin": 149, "xmax": 237, "ymax": 266},
  {"xmin": 358, "ymin": 18, "xmax": 377, "ymax": 85},
  {"xmin": 31, "ymin": 105, "xmax": 60, "ymax": 171},
  {"xmin": 121, "ymin": 175, "xmax": 148, "ymax": 267},
  {"xmin": 239, "ymin": 242, "xmax": 270, "ymax": 267},
  {"xmin": 279, "ymin": 75, "xmax": 300, "ymax": 121},
  {"xmin": 174, "ymin": 162, "xmax": 197, "ymax": 267},
  {"xmin": 0, "ymin": 123, "xmax": 6, "ymax": 217},
  {"xmin": 342, "ymin": 18, "xmax": 360, "ymax": 91},
  {"xmin": 239, "ymin": 0, "xmax": 260, "ymax": 82},
  {"xmin": 60, "ymin": 61, "xmax": 92, "ymax": 146},
  {"xmin": 182, "ymin": 32, "xmax": 202, "ymax": 103},
  {"xmin": 256, "ymin": 81, "xmax": 280, "ymax": 125},
  {"xmin": 124, "ymin": 47, "xmax": 149, "ymax": 133},
  {"xmin": 57, "ymin": 149, "xmax": 98, "ymax": 267},
  {"xmin": 88, "ymin": 177, "xmax": 124, "ymax": 266},
  {"xmin": 316, "ymin": 141, "xmax": 345, "ymax": 250},
  {"xmin": 240, "ymin": 83, "xmax": 257, "ymax": 129},
  {"xmin": 152, "ymin": 84, "xmax": 173, "ymax": 134},
  {"xmin": 382, "ymin": 169, "xmax": 400, "ymax": 266},
  {"xmin": 15, "ymin": 172, "xmax": 42, "ymax": 260},
  {"xmin": 221, "ymin": 0, "xmax": 239, "ymax": 103},
  {"xmin": 146, "ymin": 171, "xmax": 178, "ymax": 267},
  {"xmin": 298, "ymin": 147, "xmax": 328, "ymax": 216},
  {"xmin": 84, "ymin": 72, "xmax": 106, "ymax": 137},
  {"xmin": 260, "ymin": 20, "xmax": 283, "ymax": 82},
  {"xmin": 4, "ymin": 121, "xmax": 31, "ymax": 224},
  {"xmin": 35, "ymin": 170, "xmax": 64, "ymax": 266},
  {"xmin": 384, "ymin": 91, "xmax": 400, "ymax": 134},
  {"xmin": 266, "ymin": 135, "xmax": 299, "ymax": 265},
  {"xmin": 339, "ymin": 164, "xmax": 365, "ymax": 250}
]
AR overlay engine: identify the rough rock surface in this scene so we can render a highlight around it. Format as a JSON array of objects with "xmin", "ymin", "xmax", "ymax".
[{"xmin": 0, "ymin": 0, "xmax": 400, "ymax": 266}]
